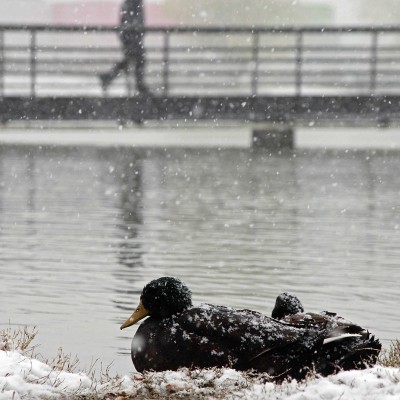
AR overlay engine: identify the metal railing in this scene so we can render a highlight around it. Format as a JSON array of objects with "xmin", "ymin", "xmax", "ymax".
[{"xmin": 1, "ymin": 24, "xmax": 400, "ymax": 97}]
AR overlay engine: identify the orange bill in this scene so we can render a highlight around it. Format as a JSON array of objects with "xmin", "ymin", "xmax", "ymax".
[{"xmin": 120, "ymin": 301, "xmax": 149, "ymax": 330}]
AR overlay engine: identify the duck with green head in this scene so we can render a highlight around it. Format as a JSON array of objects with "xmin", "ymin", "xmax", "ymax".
[{"xmin": 121, "ymin": 277, "xmax": 381, "ymax": 380}]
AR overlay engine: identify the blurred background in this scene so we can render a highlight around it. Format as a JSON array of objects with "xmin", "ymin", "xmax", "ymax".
[{"xmin": 1, "ymin": 0, "xmax": 400, "ymax": 27}]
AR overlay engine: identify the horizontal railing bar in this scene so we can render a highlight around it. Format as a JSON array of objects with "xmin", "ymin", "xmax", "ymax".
[
  {"xmin": 6, "ymin": 73, "xmax": 392, "ymax": 82},
  {"xmin": 3, "ymin": 24, "xmax": 400, "ymax": 34},
  {"xmin": 6, "ymin": 44, "xmax": 400, "ymax": 53},
  {"xmin": 4, "ymin": 45, "xmax": 121, "ymax": 52},
  {"xmin": 4, "ymin": 45, "xmax": 400, "ymax": 56},
  {"xmin": 8, "ymin": 81, "xmax": 400, "ymax": 89},
  {"xmin": 4, "ymin": 47, "xmax": 400, "ymax": 59},
  {"xmin": 5, "ymin": 70, "xmax": 400, "ymax": 83},
  {"xmin": 5, "ymin": 62, "xmax": 396, "ymax": 73},
  {"xmin": 0, "ymin": 68, "xmax": 375, "ymax": 77},
  {"xmin": 147, "ymin": 81, "xmax": 373, "ymax": 88},
  {"xmin": 5, "ymin": 53, "xmax": 400, "ymax": 64},
  {"xmin": 15, "ymin": 57, "xmax": 400, "ymax": 66},
  {"xmin": 9, "ymin": 55, "xmax": 400, "ymax": 65}
]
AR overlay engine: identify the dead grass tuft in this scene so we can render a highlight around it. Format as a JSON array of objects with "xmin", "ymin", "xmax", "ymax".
[
  {"xmin": 379, "ymin": 340, "xmax": 400, "ymax": 368},
  {"xmin": 0, "ymin": 326, "xmax": 126, "ymax": 398},
  {"xmin": 0, "ymin": 325, "xmax": 38, "ymax": 355}
]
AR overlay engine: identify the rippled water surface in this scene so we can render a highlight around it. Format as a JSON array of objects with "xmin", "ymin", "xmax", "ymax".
[{"xmin": 1, "ymin": 144, "xmax": 399, "ymax": 373}]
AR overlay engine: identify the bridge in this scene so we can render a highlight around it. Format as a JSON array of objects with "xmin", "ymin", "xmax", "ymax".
[{"xmin": 1, "ymin": 24, "xmax": 400, "ymax": 125}]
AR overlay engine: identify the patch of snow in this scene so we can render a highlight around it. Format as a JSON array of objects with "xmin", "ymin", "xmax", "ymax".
[
  {"xmin": 0, "ymin": 350, "xmax": 92, "ymax": 399},
  {"xmin": 237, "ymin": 367, "xmax": 400, "ymax": 400},
  {"xmin": 1, "ymin": 349, "xmax": 400, "ymax": 400}
]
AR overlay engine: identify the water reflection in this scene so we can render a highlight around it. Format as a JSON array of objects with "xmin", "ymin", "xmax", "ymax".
[
  {"xmin": 112, "ymin": 155, "xmax": 145, "ymax": 359},
  {"xmin": 0, "ymin": 145, "xmax": 399, "ymax": 374}
]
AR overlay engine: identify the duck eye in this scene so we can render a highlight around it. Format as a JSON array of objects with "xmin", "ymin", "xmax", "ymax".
[{"xmin": 136, "ymin": 302, "xmax": 146, "ymax": 313}]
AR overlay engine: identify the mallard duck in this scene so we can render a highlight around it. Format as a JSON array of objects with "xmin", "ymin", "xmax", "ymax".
[{"xmin": 120, "ymin": 277, "xmax": 381, "ymax": 380}]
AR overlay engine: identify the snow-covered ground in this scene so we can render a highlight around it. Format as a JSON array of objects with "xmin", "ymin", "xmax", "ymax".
[{"xmin": 1, "ymin": 348, "xmax": 400, "ymax": 400}]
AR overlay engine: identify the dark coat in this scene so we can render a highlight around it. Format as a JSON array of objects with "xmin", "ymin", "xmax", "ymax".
[
  {"xmin": 119, "ymin": 0, "xmax": 145, "ymax": 56},
  {"xmin": 120, "ymin": 0, "xmax": 144, "ymax": 27}
]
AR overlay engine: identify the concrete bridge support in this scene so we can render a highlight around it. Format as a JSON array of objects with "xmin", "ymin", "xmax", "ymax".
[{"xmin": 252, "ymin": 127, "xmax": 294, "ymax": 150}]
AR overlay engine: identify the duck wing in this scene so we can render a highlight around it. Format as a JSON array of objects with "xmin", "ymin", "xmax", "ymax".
[
  {"xmin": 280, "ymin": 311, "xmax": 369, "ymax": 337},
  {"xmin": 175, "ymin": 304, "xmax": 326, "ymax": 377}
]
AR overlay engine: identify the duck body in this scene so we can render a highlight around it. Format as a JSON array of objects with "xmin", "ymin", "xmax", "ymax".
[
  {"xmin": 131, "ymin": 303, "xmax": 324, "ymax": 378},
  {"xmin": 121, "ymin": 278, "xmax": 381, "ymax": 380}
]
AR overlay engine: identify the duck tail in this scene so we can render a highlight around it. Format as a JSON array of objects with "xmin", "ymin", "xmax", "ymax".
[
  {"xmin": 316, "ymin": 331, "xmax": 382, "ymax": 375},
  {"xmin": 339, "ymin": 333, "xmax": 382, "ymax": 368}
]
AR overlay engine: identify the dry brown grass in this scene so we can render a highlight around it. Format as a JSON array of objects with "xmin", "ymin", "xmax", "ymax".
[
  {"xmin": 0, "ymin": 326, "xmax": 126, "ymax": 398},
  {"xmin": 0, "ymin": 326, "xmax": 90, "ymax": 374},
  {"xmin": 379, "ymin": 340, "xmax": 400, "ymax": 368},
  {"xmin": 0, "ymin": 325, "xmax": 38, "ymax": 353}
]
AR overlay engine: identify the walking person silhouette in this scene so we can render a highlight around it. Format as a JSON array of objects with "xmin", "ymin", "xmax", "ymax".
[{"xmin": 100, "ymin": 0, "xmax": 149, "ymax": 94}]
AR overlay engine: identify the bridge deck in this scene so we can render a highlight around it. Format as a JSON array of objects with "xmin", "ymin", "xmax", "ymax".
[{"xmin": 1, "ymin": 25, "xmax": 400, "ymax": 123}]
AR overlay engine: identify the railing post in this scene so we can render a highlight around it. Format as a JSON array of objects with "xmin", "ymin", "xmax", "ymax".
[
  {"xmin": 251, "ymin": 31, "xmax": 260, "ymax": 97},
  {"xmin": 163, "ymin": 30, "xmax": 170, "ymax": 96},
  {"xmin": 295, "ymin": 30, "xmax": 303, "ymax": 96},
  {"xmin": 370, "ymin": 30, "xmax": 378, "ymax": 93},
  {"xmin": 29, "ymin": 29, "xmax": 37, "ymax": 97},
  {"xmin": 0, "ymin": 29, "xmax": 4, "ymax": 96}
]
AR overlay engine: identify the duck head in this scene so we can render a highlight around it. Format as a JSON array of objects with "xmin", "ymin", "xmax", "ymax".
[
  {"xmin": 271, "ymin": 292, "xmax": 304, "ymax": 320},
  {"xmin": 120, "ymin": 277, "xmax": 193, "ymax": 329}
]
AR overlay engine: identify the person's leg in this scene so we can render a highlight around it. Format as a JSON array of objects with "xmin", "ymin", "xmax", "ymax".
[
  {"xmin": 100, "ymin": 59, "xmax": 128, "ymax": 90},
  {"xmin": 133, "ymin": 44, "xmax": 149, "ymax": 93},
  {"xmin": 99, "ymin": 34, "xmax": 130, "ymax": 91},
  {"xmin": 134, "ymin": 54, "xmax": 148, "ymax": 93}
]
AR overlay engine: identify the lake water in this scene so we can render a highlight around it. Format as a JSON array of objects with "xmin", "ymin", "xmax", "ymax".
[{"xmin": 1, "ymin": 141, "xmax": 399, "ymax": 374}]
